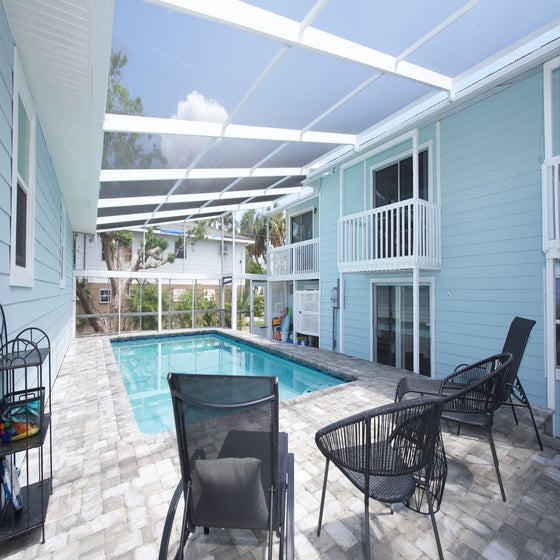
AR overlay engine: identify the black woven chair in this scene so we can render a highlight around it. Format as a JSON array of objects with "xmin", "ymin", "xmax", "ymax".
[
  {"xmin": 315, "ymin": 397, "xmax": 446, "ymax": 560},
  {"xmin": 395, "ymin": 353, "xmax": 513, "ymax": 501},
  {"xmin": 395, "ymin": 317, "xmax": 540, "ymax": 450},
  {"xmin": 159, "ymin": 373, "xmax": 294, "ymax": 560}
]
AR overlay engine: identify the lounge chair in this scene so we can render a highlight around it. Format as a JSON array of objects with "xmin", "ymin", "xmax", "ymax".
[
  {"xmin": 395, "ymin": 353, "xmax": 513, "ymax": 501},
  {"xmin": 159, "ymin": 373, "xmax": 294, "ymax": 560},
  {"xmin": 315, "ymin": 397, "xmax": 446, "ymax": 560}
]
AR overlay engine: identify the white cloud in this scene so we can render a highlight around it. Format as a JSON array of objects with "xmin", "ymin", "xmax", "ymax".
[{"xmin": 161, "ymin": 91, "xmax": 228, "ymax": 168}]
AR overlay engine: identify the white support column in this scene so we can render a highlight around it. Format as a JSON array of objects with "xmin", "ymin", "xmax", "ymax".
[
  {"xmin": 413, "ymin": 267, "xmax": 420, "ymax": 373},
  {"xmin": 231, "ymin": 275, "xmax": 238, "ymax": 330},
  {"xmin": 158, "ymin": 278, "xmax": 163, "ymax": 332},
  {"xmin": 232, "ymin": 211, "xmax": 236, "ymax": 273},
  {"xmin": 412, "ymin": 130, "xmax": 420, "ymax": 374},
  {"xmin": 545, "ymin": 257, "xmax": 557, "ymax": 434}
]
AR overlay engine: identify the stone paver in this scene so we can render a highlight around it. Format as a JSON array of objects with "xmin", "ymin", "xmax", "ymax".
[{"xmin": 2, "ymin": 329, "xmax": 559, "ymax": 559}]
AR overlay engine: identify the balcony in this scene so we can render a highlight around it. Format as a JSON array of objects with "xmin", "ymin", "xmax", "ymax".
[
  {"xmin": 267, "ymin": 238, "xmax": 320, "ymax": 279},
  {"xmin": 338, "ymin": 199, "xmax": 441, "ymax": 273}
]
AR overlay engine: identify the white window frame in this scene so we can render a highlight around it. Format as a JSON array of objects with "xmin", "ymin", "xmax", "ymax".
[
  {"xmin": 10, "ymin": 49, "xmax": 36, "ymax": 287},
  {"xmin": 99, "ymin": 289, "xmax": 111, "ymax": 304},
  {"xmin": 289, "ymin": 207, "xmax": 314, "ymax": 244},
  {"xmin": 369, "ymin": 141, "xmax": 433, "ymax": 209}
]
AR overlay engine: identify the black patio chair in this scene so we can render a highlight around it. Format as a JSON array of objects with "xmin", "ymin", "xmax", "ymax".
[
  {"xmin": 395, "ymin": 317, "xmax": 541, "ymax": 450},
  {"xmin": 395, "ymin": 353, "xmax": 513, "ymax": 501},
  {"xmin": 159, "ymin": 373, "xmax": 294, "ymax": 560},
  {"xmin": 315, "ymin": 397, "xmax": 446, "ymax": 560}
]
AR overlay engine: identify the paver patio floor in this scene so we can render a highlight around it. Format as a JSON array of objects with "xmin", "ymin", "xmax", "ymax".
[{"xmin": 2, "ymin": 331, "xmax": 559, "ymax": 559}]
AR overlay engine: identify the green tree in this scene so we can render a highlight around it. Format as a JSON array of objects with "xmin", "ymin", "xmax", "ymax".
[
  {"xmin": 76, "ymin": 48, "xmax": 193, "ymax": 333},
  {"xmin": 238, "ymin": 208, "xmax": 286, "ymax": 274}
]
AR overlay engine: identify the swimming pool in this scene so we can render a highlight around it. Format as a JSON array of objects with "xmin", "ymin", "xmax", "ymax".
[{"xmin": 111, "ymin": 332, "xmax": 346, "ymax": 434}]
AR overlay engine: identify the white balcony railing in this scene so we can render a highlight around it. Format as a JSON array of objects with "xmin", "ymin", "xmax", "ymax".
[
  {"xmin": 543, "ymin": 157, "xmax": 560, "ymax": 257},
  {"xmin": 267, "ymin": 238, "xmax": 320, "ymax": 278},
  {"xmin": 338, "ymin": 199, "xmax": 441, "ymax": 272}
]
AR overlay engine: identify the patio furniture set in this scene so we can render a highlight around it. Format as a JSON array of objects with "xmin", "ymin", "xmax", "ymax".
[{"xmin": 158, "ymin": 316, "xmax": 542, "ymax": 559}]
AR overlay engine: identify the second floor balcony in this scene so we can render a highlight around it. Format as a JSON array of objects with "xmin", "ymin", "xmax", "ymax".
[
  {"xmin": 267, "ymin": 238, "xmax": 320, "ymax": 279},
  {"xmin": 338, "ymin": 199, "xmax": 441, "ymax": 273}
]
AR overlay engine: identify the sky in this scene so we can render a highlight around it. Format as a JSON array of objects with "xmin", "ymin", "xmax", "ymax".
[{"xmin": 109, "ymin": 0, "xmax": 560, "ymax": 171}]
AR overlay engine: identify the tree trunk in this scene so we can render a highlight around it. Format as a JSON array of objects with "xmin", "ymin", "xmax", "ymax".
[{"xmin": 76, "ymin": 279, "xmax": 107, "ymax": 333}]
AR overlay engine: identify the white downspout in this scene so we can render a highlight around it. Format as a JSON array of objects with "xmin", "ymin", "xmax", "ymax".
[
  {"xmin": 546, "ymin": 257, "xmax": 556, "ymax": 435},
  {"xmin": 412, "ymin": 131, "xmax": 420, "ymax": 373}
]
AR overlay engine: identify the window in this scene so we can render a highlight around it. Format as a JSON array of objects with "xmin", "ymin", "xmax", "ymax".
[
  {"xmin": 100, "ymin": 289, "xmax": 111, "ymax": 304},
  {"xmin": 175, "ymin": 240, "xmax": 185, "ymax": 259},
  {"xmin": 373, "ymin": 149, "xmax": 428, "ymax": 208},
  {"xmin": 373, "ymin": 283, "xmax": 431, "ymax": 376},
  {"xmin": 10, "ymin": 50, "xmax": 36, "ymax": 287},
  {"xmin": 290, "ymin": 210, "xmax": 313, "ymax": 244}
]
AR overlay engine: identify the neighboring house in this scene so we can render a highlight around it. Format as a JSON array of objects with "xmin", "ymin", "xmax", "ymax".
[
  {"xmin": 269, "ymin": 59, "xmax": 559, "ymax": 430},
  {"xmin": 74, "ymin": 225, "xmax": 252, "ymax": 312}
]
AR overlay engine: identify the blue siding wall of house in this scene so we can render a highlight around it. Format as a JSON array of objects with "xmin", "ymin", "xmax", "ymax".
[
  {"xmin": 319, "ymin": 175, "xmax": 340, "ymax": 351},
  {"xmin": 0, "ymin": 4, "xmax": 75, "ymax": 388},
  {"xmin": 436, "ymin": 72, "xmax": 546, "ymax": 407},
  {"xmin": 342, "ymin": 162, "xmax": 364, "ymax": 215},
  {"xmin": 319, "ymin": 66, "xmax": 552, "ymax": 429}
]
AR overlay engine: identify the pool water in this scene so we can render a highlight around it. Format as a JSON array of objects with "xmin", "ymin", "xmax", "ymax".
[{"xmin": 111, "ymin": 333, "xmax": 346, "ymax": 434}]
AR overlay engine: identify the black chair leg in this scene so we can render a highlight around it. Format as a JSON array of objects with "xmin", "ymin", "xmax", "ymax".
[
  {"xmin": 511, "ymin": 379, "xmax": 544, "ymax": 451},
  {"xmin": 508, "ymin": 396, "xmax": 520, "ymax": 425},
  {"xmin": 158, "ymin": 480, "xmax": 190, "ymax": 560},
  {"xmin": 526, "ymin": 402, "xmax": 544, "ymax": 451},
  {"xmin": 363, "ymin": 494, "xmax": 371, "ymax": 560},
  {"xmin": 426, "ymin": 492, "xmax": 444, "ymax": 560},
  {"xmin": 317, "ymin": 459, "xmax": 330, "ymax": 536},
  {"xmin": 488, "ymin": 430, "xmax": 506, "ymax": 502},
  {"xmin": 268, "ymin": 487, "xmax": 275, "ymax": 560},
  {"xmin": 286, "ymin": 453, "xmax": 295, "ymax": 560}
]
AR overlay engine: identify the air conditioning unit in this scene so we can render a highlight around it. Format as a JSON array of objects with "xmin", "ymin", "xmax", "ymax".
[{"xmin": 222, "ymin": 244, "xmax": 230, "ymax": 255}]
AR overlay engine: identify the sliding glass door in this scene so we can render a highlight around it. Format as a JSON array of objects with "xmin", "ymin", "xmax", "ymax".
[{"xmin": 373, "ymin": 284, "xmax": 431, "ymax": 376}]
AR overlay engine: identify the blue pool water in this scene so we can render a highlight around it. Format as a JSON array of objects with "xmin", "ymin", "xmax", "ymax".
[{"xmin": 111, "ymin": 333, "xmax": 346, "ymax": 434}]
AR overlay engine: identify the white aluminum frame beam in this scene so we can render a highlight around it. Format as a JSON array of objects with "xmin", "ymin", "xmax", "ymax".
[
  {"xmin": 98, "ymin": 186, "xmax": 301, "ymax": 208},
  {"xmin": 104, "ymin": 113, "xmax": 357, "ymax": 145},
  {"xmin": 97, "ymin": 200, "xmax": 275, "ymax": 226},
  {"xmin": 99, "ymin": 167, "xmax": 304, "ymax": 182},
  {"xmin": 147, "ymin": 0, "xmax": 453, "ymax": 91}
]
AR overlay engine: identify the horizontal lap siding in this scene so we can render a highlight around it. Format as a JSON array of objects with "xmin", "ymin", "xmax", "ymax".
[
  {"xmin": 0, "ymin": 6, "xmax": 13, "ymax": 278},
  {"xmin": 0, "ymin": 4, "xmax": 74, "ymax": 383},
  {"xmin": 341, "ymin": 273, "xmax": 371, "ymax": 360},
  {"xmin": 436, "ymin": 72, "xmax": 546, "ymax": 406},
  {"xmin": 319, "ymin": 175, "xmax": 339, "ymax": 350}
]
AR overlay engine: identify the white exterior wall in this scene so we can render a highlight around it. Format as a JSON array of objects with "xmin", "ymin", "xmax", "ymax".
[{"xmin": 74, "ymin": 232, "xmax": 249, "ymax": 277}]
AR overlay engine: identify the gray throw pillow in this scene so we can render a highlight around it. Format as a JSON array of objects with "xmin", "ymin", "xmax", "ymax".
[{"xmin": 191, "ymin": 457, "xmax": 269, "ymax": 529}]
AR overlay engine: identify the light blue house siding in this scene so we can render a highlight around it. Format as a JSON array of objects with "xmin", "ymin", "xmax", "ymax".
[
  {"xmin": 318, "ymin": 66, "xmax": 551, "ymax": 423},
  {"xmin": 319, "ymin": 174, "xmax": 340, "ymax": 352},
  {"xmin": 437, "ymin": 71, "xmax": 546, "ymax": 407},
  {"xmin": 0, "ymin": 4, "xmax": 75, "ymax": 386}
]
